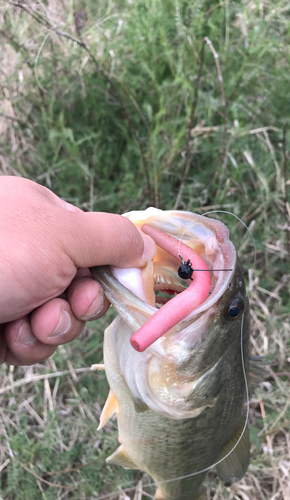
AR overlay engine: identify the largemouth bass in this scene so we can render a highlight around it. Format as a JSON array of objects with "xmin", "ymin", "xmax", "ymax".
[{"xmin": 91, "ymin": 208, "xmax": 250, "ymax": 500}]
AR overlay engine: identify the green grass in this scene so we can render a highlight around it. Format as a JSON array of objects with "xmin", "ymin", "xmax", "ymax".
[{"xmin": 0, "ymin": 0, "xmax": 290, "ymax": 498}]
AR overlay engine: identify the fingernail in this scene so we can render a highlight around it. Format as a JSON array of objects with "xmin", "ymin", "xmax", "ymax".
[
  {"xmin": 16, "ymin": 320, "xmax": 38, "ymax": 346},
  {"xmin": 141, "ymin": 233, "xmax": 157, "ymax": 262},
  {"xmin": 48, "ymin": 310, "xmax": 71, "ymax": 338},
  {"xmin": 82, "ymin": 294, "xmax": 104, "ymax": 320}
]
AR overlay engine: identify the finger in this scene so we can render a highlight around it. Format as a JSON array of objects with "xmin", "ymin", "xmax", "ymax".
[
  {"xmin": 66, "ymin": 276, "xmax": 110, "ymax": 320},
  {"xmin": 11, "ymin": 179, "xmax": 157, "ymax": 268},
  {"xmin": 61, "ymin": 211, "xmax": 157, "ymax": 269},
  {"xmin": 4, "ymin": 317, "xmax": 57, "ymax": 366},
  {"xmin": 30, "ymin": 298, "xmax": 85, "ymax": 345}
]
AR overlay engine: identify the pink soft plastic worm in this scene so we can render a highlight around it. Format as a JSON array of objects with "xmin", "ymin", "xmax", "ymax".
[{"xmin": 130, "ymin": 224, "xmax": 211, "ymax": 352}]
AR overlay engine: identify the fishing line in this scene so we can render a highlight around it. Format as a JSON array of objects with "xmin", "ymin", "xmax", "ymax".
[
  {"xmin": 96, "ymin": 313, "xmax": 249, "ymax": 500},
  {"xmin": 202, "ymin": 210, "xmax": 256, "ymax": 269},
  {"xmin": 177, "ymin": 209, "xmax": 256, "ymax": 270},
  {"xmin": 177, "ymin": 213, "xmax": 200, "ymax": 263}
]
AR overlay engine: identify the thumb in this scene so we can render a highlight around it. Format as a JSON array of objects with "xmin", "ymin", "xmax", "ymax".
[{"xmin": 62, "ymin": 211, "xmax": 157, "ymax": 269}]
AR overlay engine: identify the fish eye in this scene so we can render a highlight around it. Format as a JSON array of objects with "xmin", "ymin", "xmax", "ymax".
[{"xmin": 224, "ymin": 297, "xmax": 244, "ymax": 321}]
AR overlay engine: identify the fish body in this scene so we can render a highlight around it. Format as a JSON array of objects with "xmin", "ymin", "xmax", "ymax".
[{"xmin": 91, "ymin": 209, "xmax": 250, "ymax": 500}]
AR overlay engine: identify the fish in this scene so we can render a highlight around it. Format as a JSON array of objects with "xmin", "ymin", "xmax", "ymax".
[{"xmin": 91, "ymin": 208, "xmax": 251, "ymax": 500}]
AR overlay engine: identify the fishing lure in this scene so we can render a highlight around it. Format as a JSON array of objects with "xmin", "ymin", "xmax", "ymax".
[{"xmin": 177, "ymin": 254, "xmax": 233, "ymax": 282}]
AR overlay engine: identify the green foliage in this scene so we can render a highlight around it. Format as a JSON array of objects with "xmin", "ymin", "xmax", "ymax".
[{"xmin": 2, "ymin": 0, "xmax": 289, "ymax": 219}]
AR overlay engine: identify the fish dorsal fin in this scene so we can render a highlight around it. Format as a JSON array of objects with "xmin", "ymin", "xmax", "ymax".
[
  {"xmin": 97, "ymin": 390, "xmax": 119, "ymax": 430},
  {"xmin": 106, "ymin": 445, "xmax": 139, "ymax": 470},
  {"xmin": 215, "ymin": 419, "xmax": 250, "ymax": 483}
]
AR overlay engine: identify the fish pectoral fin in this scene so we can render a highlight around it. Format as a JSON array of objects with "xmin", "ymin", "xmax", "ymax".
[
  {"xmin": 106, "ymin": 445, "xmax": 139, "ymax": 470},
  {"xmin": 97, "ymin": 390, "xmax": 119, "ymax": 430},
  {"xmin": 215, "ymin": 419, "xmax": 250, "ymax": 484}
]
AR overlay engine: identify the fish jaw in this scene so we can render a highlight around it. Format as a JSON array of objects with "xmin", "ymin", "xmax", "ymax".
[
  {"xmin": 122, "ymin": 208, "xmax": 237, "ymax": 320},
  {"xmin": 92, "ymin": 207, "xmax": 237, "ymax": 353},
  {"xmin": 110, "ymin": 207, "xmax": 237, "ymax": 341}
]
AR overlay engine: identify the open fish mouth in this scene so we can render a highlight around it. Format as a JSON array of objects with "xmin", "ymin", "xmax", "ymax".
[{"xmin": 112, "ymin": 208, "xmax": 237, "ymax": 352}]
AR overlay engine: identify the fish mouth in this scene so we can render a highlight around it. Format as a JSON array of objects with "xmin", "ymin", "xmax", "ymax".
[
  {"xmin": 123, "ymin": 210, "xmax": 236, "ymax": 352},
  {"xmin": 149, "ymin": 244, "xmax": 189, "ymax": 306},
  {"xmin": 93, "ymin": 208, "xmax": 237, "ymax": 351}
]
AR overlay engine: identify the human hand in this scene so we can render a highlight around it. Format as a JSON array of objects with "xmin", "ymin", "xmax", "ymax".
[{"xmin": 0, "ymin": 177, "xmax": 156, "ymax": 366}]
